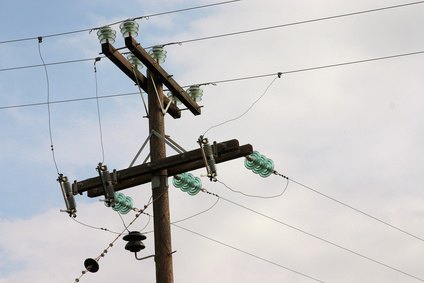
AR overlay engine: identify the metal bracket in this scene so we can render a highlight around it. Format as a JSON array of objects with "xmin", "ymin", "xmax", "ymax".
[
  {"xmin": 129, "ymin": 130, "xmax": 187, "ymax": 168},
  {"xmin": 150, "ymin": 76, "xmax": 166, "ymax": 115}
]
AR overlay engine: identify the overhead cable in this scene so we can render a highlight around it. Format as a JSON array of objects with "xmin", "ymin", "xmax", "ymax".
[
  {"xmin": 0, "ymin": 0, "xmax": 242, "ymax": 45},
  {"xmin": 212, "ymin": 190, "xmax": 424, "ymax": 282},
  {"xmin": 1, "ymin": 48, "xmax": 424, "ymax": 111},
  {"xmin": 172, "ymin": 223, "xmax": 327, "ymax": 283}
]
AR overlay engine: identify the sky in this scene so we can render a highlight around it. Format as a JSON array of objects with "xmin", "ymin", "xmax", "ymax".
[{"xmin": 1, "ymin": 0, "xmax": 424, "ymax": 282}]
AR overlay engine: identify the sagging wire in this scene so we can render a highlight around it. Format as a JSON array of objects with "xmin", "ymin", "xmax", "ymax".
[
  {"xmin": 117, "ymin": 211, "xmax": 131, "ymax": 233},
  {"xmin": 203, "ymin": 72, "xmax": 282, "ymax": 136},
  {"xmin": 38, "ymin": 37, "xmax": 60, "ymax": 175},
  {"xmin": 141, "ymin": 193, "xmax": 220, "ymax": 234},
  {"xmin": 215, "ymin": 177, "xmax": 289, "ymax": 199},
  {"xmin": 94, "ymin": 57, "xmax": 105, "ymax": 163},
  {"xmin": 71, "ymin": 217, "xmax": 120, "ymax": 235}
]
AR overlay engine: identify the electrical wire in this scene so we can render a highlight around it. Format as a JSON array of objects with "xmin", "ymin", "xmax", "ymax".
[
  {"xmin": 3, "ymin": 47, "xmax": 424, "ymax": 111},
  {"xmin": 37, "ymin": 37, "xmax": 60, "ymax": 175},
  {"xmin": 203, "ymin": 74, "xmax": 281, "ymax": 135},
  {"xmin": 216, "ymin": 177, "xmax": 289, "ymax": 199},
  {"xmin": 0, "ymin": 57, "xmax": 99, "ymax": 72},
  {"xmin": 142, "ymin": 195, "xmax": 220, "ymax": 234},
  {"xmin": 203, "ymin": 189, "xmax": 424, "ymax": 282},
  {"xmin": 1, "ymin": 0, "xmax": 424, "ymax": 74},
  {"xmin": 162, "ymin": 0, "xmax": 424, "ymax": 47},
  {"xmin": 117, "ymin": 211, "xmax": 130, "ymax": 233},
  {"xmin": 171, "ymin": 196, "xmax": 220, "ymax": 224},
  {"xmin": 273, "ymin": 173, "xmax": 424, "ymax": 244},
  {"xmin": 172, "ymin": 223, "xmax": 327, "ymax": 283},
  {"xmin": 0, "ymin": 0, "xmax": 241, "ymax": 45},
  {"xmin": 71, "ymin": 217, "xmax": 120, "ymax": 234},
  {"xmin": 94, "ymin": 58, "xmax": 105, "ymax": 163}
]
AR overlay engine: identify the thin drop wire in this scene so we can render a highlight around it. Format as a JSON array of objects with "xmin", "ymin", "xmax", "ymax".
[
  {"xmin": 171, "ymin": 196, "xmax": 220, "ymax": 225},
  {"xmin": 94, "ymin": 59, "xmax": 105, "ymax": 163},
  {"xmin": 216, "ymin": 177, "xmax": 289, "ymax": 199},
  {"xmin": 172, "ymin": 223, "xmax": 326, "ymax": 283},
  {"xmin": 71, "ymin": 217, "xmax": 120, "ymax": 234},
  {"xmin": 142, "ymin": 196, "xmax": 220, "ymax": 234},
  {"xmin": 0, "ymin": 0, "xmax": 241, "ymax": 45},
  {"xmin": 282, "ymin": 175, "xmax": 424, "ymax": 244},
  {"xmin": 38, "ymin": 38, "xmax": 60, "ymax": 175},
  {"xmin": 208, "ymin": 190, "xmax": 424, "ymax": 282},
  {"xmin": 203, "ymin": 74, "xmax": 280, "ymax": 136},
  {"xmin": 117, "ymin": 211, "xmax": 130, "ymax": 233},
  {"xmin": 139, "ymin": 213, "xmax": 152, "ymax": 232}
]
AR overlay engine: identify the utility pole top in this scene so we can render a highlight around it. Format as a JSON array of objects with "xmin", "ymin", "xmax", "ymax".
[{"xmin": 125, "ymin": 36, "xmax": 202, "ymax": 116}]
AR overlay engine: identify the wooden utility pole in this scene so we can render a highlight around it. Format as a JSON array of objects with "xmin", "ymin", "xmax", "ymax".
[
  {"xmin": 147, "ymin": 69, "xmax": 174, "ymax": 282},
  {"xmin": 75, "ymin": 35, "xmax": 254, "ymax": 283}
]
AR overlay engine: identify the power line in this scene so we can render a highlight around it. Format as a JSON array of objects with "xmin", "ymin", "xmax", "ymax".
[
  {"xmin": 211, "ymin": 190, "xmax": 424, "ymax": 282},
  {"xmin": 284, "ymin": 176, "xmax": 424, "ymax": 243},
  {"xmin": 215, "ymin": 177, "xmax": 289, "ymax": 199},
  {"xmin": 161, "ymin": 0, "xmax": 424, "ymax": 47},
  {"xmin": 2, "ymin": 1, "xmax": 424, "ymax": 74},
  {"xmin": 1, "ymin": 47, "xmax": 424, "ymax": 111},
  {"xmin": 172, "ymin": 223, "xmax": 327, "ymax": 283},
  {"xmin": 0, "ymin": 0, "xmax": 241, "ymax": 45},
  {"xmin": 38, "ymin": 38, "xmax": 60, "ymax": 175},
  {"xmin": 203, "ymin": 74, "xmax": 281, "ymax": 135}
]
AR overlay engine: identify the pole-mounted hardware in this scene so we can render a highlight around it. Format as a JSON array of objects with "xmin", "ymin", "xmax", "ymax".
[{"xmin": 57, "ymin": 174, "xmax": 77, "ymax": 217}]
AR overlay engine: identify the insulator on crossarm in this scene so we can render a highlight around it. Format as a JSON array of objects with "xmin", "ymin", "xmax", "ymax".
[
  {"xmin": 173, "ymin": 173, "xmax": 202, "ymax": 196},
  {"xmin": 111, "ymin": 192, "xmax": 133, "ymax": 214},
  {"xmin": 97, "ymin": 26, "xmax": 116, "ymax": 44},
  {"xmin": 57, "ymin": 174, "xmax": 77, "ymax": 217},
  {"xmin": 97, "ymin": 163, "xmax": 115, "ymax": 207},
  {"xmin": 149, "ymin": 46, "xmax": 167, "ymax": 63},
  {"xmin": 245, "ymin": 151, "xmax": 274, "ymax": 178}
]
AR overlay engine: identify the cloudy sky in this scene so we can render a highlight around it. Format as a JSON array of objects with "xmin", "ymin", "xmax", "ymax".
[{"xmin": 1, "ymin": 0, "xmax": 424, "ymax": 282}]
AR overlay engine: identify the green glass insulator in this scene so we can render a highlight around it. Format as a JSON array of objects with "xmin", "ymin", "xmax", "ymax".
[
  {"xmin": 245, "ymin": 151, "xmax": 274, "ymax": 178},
  {"xmin": 97, "ymin": 26, "xmax": 116, "ymax": 44},
  {"xmin": 173, "ymin": 173, "xmax": 202, "ymax": 196},
  {"xmin": 259, "ymin": 159, "xmax": 274, "ymax": 178},
  {"xmin": 149, "ymin": 46, "xmax": 167, "ymax": 63},
  {"xmin": 112, "ymin": 192, "xmax": 133, "ymax": 214},
  {"xmin": 244, "ymin": 151, "xmax": 261, "ymax": 170},
  {"xmin": 127, "ymin": 54, "xmax": 143, "ymax": 69},
  {"xmin": 173, "ymin": 173, "xmax": 187, "ymax": 188},
  {"xmin": 167, "ymin": 92, "xmax": 181, "ymax": 105},
  {"xmin": 187, "ymin": 86, "xmax": 203, "ymax": 102},
  {"xmin": 187, "ymin": 177, "xmax": 202, "ymax": 195},
  {"xmin": 120, "ymin": 20, "xmax": 139, "ymax": 38}
]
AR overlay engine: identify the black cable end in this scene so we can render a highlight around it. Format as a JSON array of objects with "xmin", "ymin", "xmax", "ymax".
[{"xmin": 277, "ymin": 72, "xmax": 283, "ymax": 78}]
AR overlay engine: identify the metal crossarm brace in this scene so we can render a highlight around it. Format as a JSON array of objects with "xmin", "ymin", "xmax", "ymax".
[
  {"xmin": 101, "ymin": 42, "xmax": 181, "ymax": 119},
  {"xmin": 75, "ymin": 139, "xmax": 253, "ymax": 197},
  {"xmin": 125, "ymin": 36, "xmax": 201, "ymax": 116}
]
